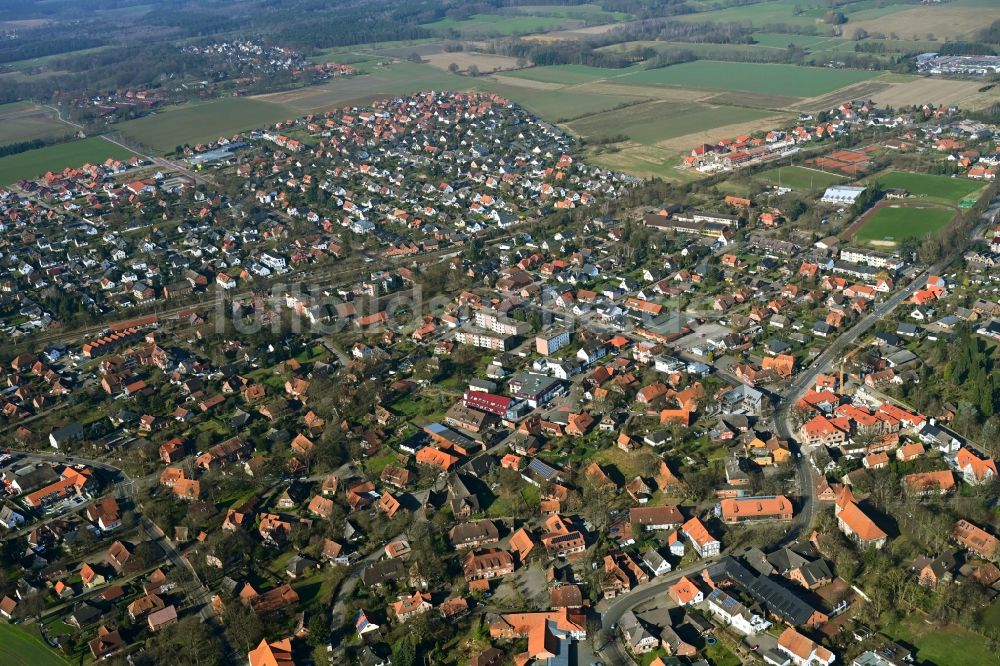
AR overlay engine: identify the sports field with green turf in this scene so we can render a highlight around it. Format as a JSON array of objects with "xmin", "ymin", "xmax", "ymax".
[
  {"xmin": 754, "ymin": 165, "xmax": 847, "ymax": 191},
  {"xmin": 853, "ymin": 204, "xmax": 954, "ymax": 245},
  {"xmin": 873, "ymin": 171, "xmax": 985, "ymax": 205},
  {"xmin": 0, "ymin": 623, "xmax": 71, "ymax": 666}
]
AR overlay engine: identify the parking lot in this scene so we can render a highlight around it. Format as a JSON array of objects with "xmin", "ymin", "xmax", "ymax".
[{"xmin": 673, "ymin": 322, "xmax": 734, "ymax": 355}]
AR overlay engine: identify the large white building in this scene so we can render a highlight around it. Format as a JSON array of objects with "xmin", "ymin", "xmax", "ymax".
[
  {"xmin": 821, "ymin": 185, "xmax": 866, "ymax": 205},
  {"xmin": 474, "ymin": 309, "xmax": 531, "ymax": 337},
  {"xmin": 839, "ymin": 248, "xmax": 903, "ymax": 270},
  {"xmin": 454, "ymin": 328, "xmax": 512, "ymax": 351}
]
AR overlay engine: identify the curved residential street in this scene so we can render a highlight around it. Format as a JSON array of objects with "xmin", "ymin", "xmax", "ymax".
[{"xmin": 594, "ymin": 197, "xmax": 1000, "ymax": 665}]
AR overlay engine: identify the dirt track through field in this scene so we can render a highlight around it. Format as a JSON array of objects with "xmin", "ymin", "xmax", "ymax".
[{"xmin": 490, "ymin": 75, "xmax": 565, "ymax": 90}]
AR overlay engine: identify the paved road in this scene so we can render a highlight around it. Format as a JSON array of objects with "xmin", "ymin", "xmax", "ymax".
[
  {"xmin": 595, "ymin": 196, "xmax": 1000, "ymax": 664},
  {"xmin": 43, "ymin": 104, "xmax": 83, "ymax": 130},
  {"xmin": 595, "ymin": 557, "xmax": 722, "ymax": 664}
]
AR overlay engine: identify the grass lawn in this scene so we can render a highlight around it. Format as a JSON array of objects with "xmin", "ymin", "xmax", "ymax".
[
  {"xmin": 363, "ymin": 449, "xmax": 400, "ymax": 478},
  {"xmin": 873, "ymin": 170, "xmax": 985, "ymax": 205},
  {"xmin": 614, "ymin": 61, "xmax": 877, "ymax": 98},
  {"xmin": 267, "ymin": 550, "xmax": 297, "ymax": 577},
  {"xmin": 0, "ymin": 136, "xmax": 134, "ymax": 184},
  {"xmin": 292, "ymin": 571, "xmax": 329, "ymax": 607},
  {"xmin": 593, "ymin": 445, "xmax": 646, "ymax": 480},
  {"xmin": 754, "ymin": 165, "xmax": 847, "ymax": 191},
  {"xmin": 116, "ymin": 97, "xmax": 297, "ymax": 153},
  {"xmin": 41, "ymin": 621, "xmax": 74, "ymax": 638},
  {"xmin": 486, "ymin": 485, "xmax": 540, "ymax": 517},
  {"xmin": 982, "ymin": 599, "xmax": 1000, "ymax": 627},
  {"xmin": 0, "ymin": 623, "xmax": 71, "ymax": 666},
  {"xmin": 566, "ymin": 100, "xmax": 775, "ymax": 145},
  {"xmin": 887, "ymin": 616, "xmax": 998, "ymax": 666},
  {"xmin": 638, "ymin": 648, "xmax": 670, "ymax": 665},
  {"xmin": 215, "ymin": 486, "xmax": 258, "ymax": 509},
  {"xmin": 854, "ymin": 205, "xmax": 954, "ymax": 245},
  {"xmin": 704, "ymin": 640, "xmax": 742, "ymax": 666}
]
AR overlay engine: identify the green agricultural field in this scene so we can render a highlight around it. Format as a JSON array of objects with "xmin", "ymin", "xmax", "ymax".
[
  {"xmin": 257, "ymin": 61, "xmax": 642, "ymax": 121},
  {"xmin": 503, "ymin": 64, "xmax": 638, "ymax": 86},
  {"xmin": 679, "ymin": 0, "xmax": 993, "ymax": 40},
  {"xmin": 676, "ymin": 0, "xmax": 914, "ymax": 28},
  {"xmin": 508, "ymin": 3, "xmax": 630, "ymax": 21},
  {"xmin": 750, "ymin": 32, "xmax": 845, "ymax": 49},
  {"xmin": 873, "ymin": 171, "xmax": 985, "ymax": 205},
  {"xmin": 485, "ymin": 81, "xmax": 648, "ymax": 122},
  {"xmin": 853, "ymin": 205, "xmax": 953, "ymax": 245},
  {"xmin": 306, "ymin": 51, "xmax": 381, "ymax": 67},
  {"xmin": 0, "ymin": 102, "xmax": 77, "ymax": 145},
  {"xmin": 676, "ymin": 0, "xmax": 847, "ymax": 27},
  {"xmin": 600, "ymin": 40, "xmax": 804, "ymax": 66},
  {"xmin": 0, "ymin": 623, "xmax": 71, "ymax": 666},
  {"xmin": 0, "ymin": 136, "xmax": 134, "ymax": 185},
  {"xmin": 259, "ymin": 61, "xmax": 473, "ymax": 112},
  {"xmin": 421, "ymin": 13, "xmax": 573, "ymax": 37},
  {"xmin": 3, "ymin": 45, "xmax": 111, "ymax": 72},
  {"xmin": 115, "ymin": 97, "xmax": 296, "ymax": 153},
  {"xmin": 755, "ymin": 165, "xmax": 847, "ymax": 191},
  {"xmin": 614, "ymin": 61, "xmax": 877, "ymax": 98},
  {"xmin": 566, "ymin": 100, "xmax": 774, "ymax": 145}
]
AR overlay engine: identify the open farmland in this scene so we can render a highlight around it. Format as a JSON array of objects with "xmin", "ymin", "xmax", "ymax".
[
  {"xmin": 0, "ymin": 101, "xmax": 77, "ymax": 145},
  {"xmin": 485, "ymin": 83, "xmax": 649, "ymax": 122},
  {"xmin": 612, "ymin": 61, "xmax": 878, "ymax": 98},
  {"xmin": 420, "ymin": 13, "xmax": 577, "ymax": 37},
  {"xmin": 566, "ymin": 100, "xmax": 775, "ymax": 145},
  {"xmin": 846, "ymin": 0, "xmax": 997, "ymax": 40},
  {"xmin": 675, "ymin": 0, "xmax": 853, "ymax": 28},
  {"xmin": 0, "ymin": 623, "xmax": 71, "ymax": 666},
  {"xmin": 0, "ymin": 136, "xmax": 134, "ymax": 184},
  {"xmin": 423, "ymin": 52, "xmax": 522, "ymax": 75},
  {"xmin": 851, "ymin": 203, "xmax": 954, "ymax": 246},
  {"xmin": 754, "ymin": 165, "xmax": 847, "ymax": 192},
  {"xmin": 503, "ymin": 64, "xmax": 640, "ymax": 86},
  {"xmin": 579, "ymin": 108, "xmax": 790, "ymax": 180},
  {"xmin": 750, "ymin": 32, "xmax": 848, "ymax": 51},
  {"xmin": 505, "ymin": 61, "xmax": 879, "ymax": 99},
  {"xmin": 115, "ymin": 97, "xmax": 297, "ymax": 152},
  {"xmin": 675, "ymin": 0, "xmax": 989, "ymax": 39},
  {"xmin": 862, "ymin": 77, "xmax": 984, "ymax": 108},
  {"xmin": 507, "ymin": 4, "xmax": 630, "ymax": 22},
  {"xmin": 873, "ymin": 171, "xmax": 986, "ymax": 205},
  {"xmin": 256, "ymin": 61, "xmax": 472, "ymax": 112}
]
